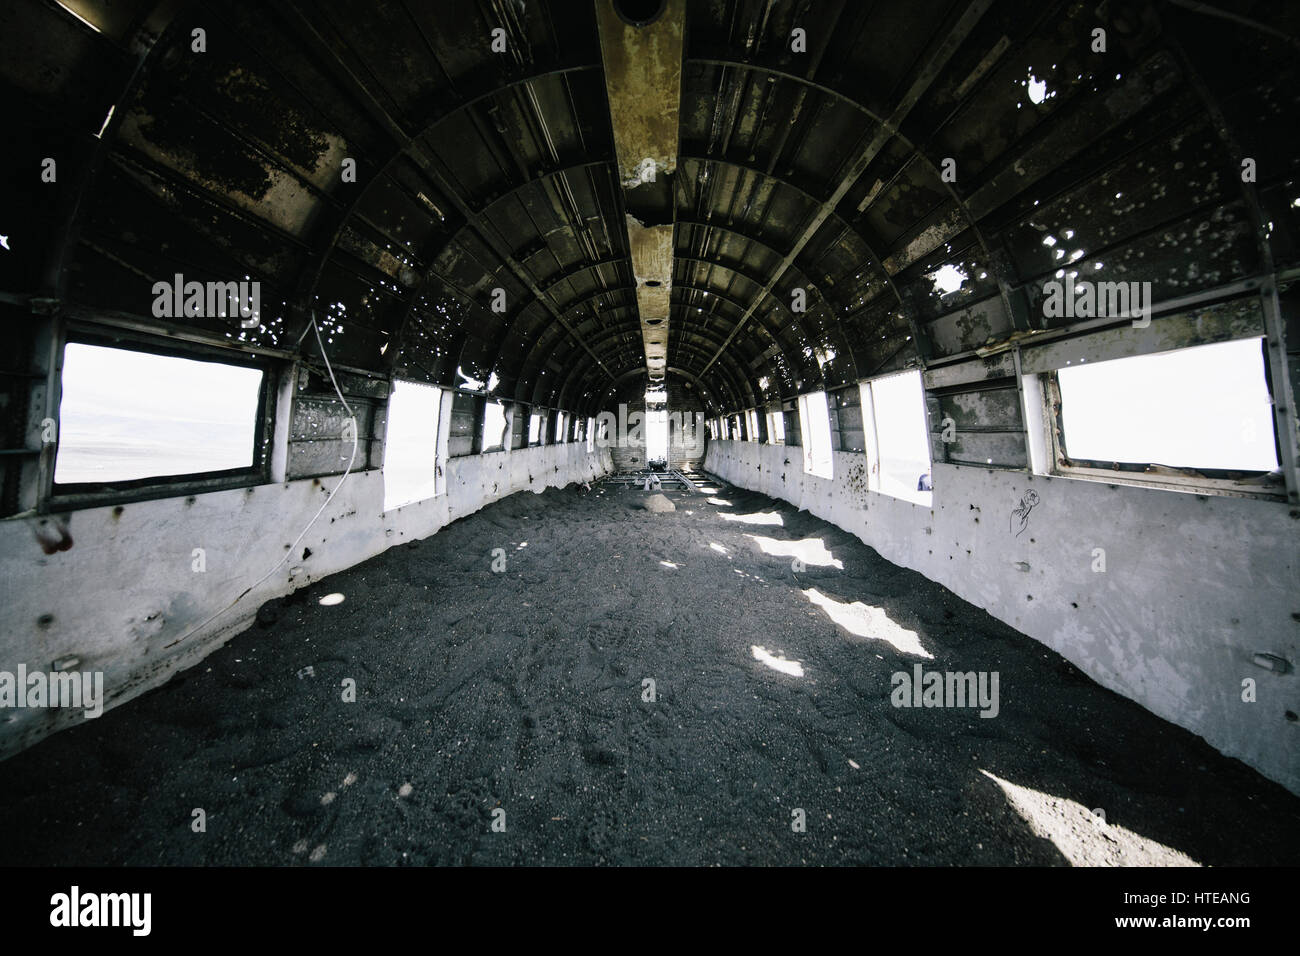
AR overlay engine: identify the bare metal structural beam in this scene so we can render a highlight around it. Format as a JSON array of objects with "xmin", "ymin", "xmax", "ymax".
[
  {"xmin": 272, "ymin": 0, "xmax": 617, "ymax": 386},
  {"xmin": 698, "ymin": 0, "xmax": 995, "ymax": 378},
  {"xmin": 596, "ymin": 0, "xmax": 686, "ymax": 389}
]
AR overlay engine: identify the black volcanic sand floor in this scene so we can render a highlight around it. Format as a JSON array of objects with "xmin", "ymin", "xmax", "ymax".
[{"xmin": 2, "ymin": 477, "xmax": 1298, "ymax": 866}]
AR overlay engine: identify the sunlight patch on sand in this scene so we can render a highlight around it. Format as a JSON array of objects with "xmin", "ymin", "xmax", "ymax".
[
  {"xmin": 802, "ymin": 587, "xmax": 931, "ymax": 658},
  {"xmin": 979, "ymin": 769, "xmax": 1200, "ymax": 867},
  {"xmin": 751, "ymin": 645, "xmax": 804, "ymax": 677},
  {"xmin": 721, "ymin": 510, "xmax": 783, "ymax": 526},
  {"xmin": 747, "ymin": 535, "xmax": 842, "ymax": 569}
]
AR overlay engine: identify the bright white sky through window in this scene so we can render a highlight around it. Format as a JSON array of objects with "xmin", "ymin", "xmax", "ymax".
[
  {"xmin": 769, "ymin": 408, "xmax": 785, "ymax": 444},
  {"xmin": 645, "ymin": 408, "xmax": 668, "ymax": 462},
  {"xmin": 55, "ymin": 343, "xmax": 261, "ymax": 484},
  {"xmin": 383, "ymin": 380, "xmax": 441, "ymax": 510},
  {"xmin": 868, "ymin": 370, "xmax": 932, "ymax": 505},
  {"xmin": 1057, "ymin": 338, "xmax": 1278, "ymax": 471},
  {"xmin": 799, "ymin": 391, "xmax": 833, "ymax": 478},
  {"xmin": 483, "ymin": 401, "xmax": 508, "ymax": 450}
]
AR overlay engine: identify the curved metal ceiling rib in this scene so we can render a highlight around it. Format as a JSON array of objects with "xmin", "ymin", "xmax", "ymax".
[
  {"xmin": 672, "ymin": 217, "xmax": 873, "ymax": 385},
  {"xmin": 392, "ymin": 157, "xmax": 626, "ymax": 397},
  {"xmin": 11, "ymin": 0, "xmax": 1297, "ymax": 426},
  {"xmin": 554, "ymin": 270, "xmax": 809, "ymax": 409},
  {"xmin": 295, "ymin": 63, "xmax": 605, "ymax": 308},
  {"xmin": 563, "ymin": 320, "xmax": 758, "ymax": 415},
  {"xmin": 570, "ymin": 317, "xmax": 758, "ymax": 397},
  {"xmin": 525, "ymin": 209, "xmax": 845, "ymax": 404},
  {"xmin": 672, "ymin": 259, "xmax": 837, "ymax": 381},
  {"xmin": 45, "ymin": 0, "xmax": 632, "ymax": 401}
]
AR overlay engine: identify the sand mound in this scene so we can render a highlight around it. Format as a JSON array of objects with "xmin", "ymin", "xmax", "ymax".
[{"xmin": 639, "ymin": 493, "xmax": 676, "ymax": 513}]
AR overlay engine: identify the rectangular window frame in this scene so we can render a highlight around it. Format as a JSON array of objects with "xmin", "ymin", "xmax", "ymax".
[
  {"xmin": 1039, "ymin": 339, "xmax": 1285, "ymax": 501},
  {"xmin": 766, "ymin": 405, "xmax": 785, "ymax": 445},
  {"xmin": 481, "ymin": 399, "xmax": 510, "ymax": 453},
  {"xmin": 49, "ymin": 328, "xmax": 276, "ymax": 509},
  {"xmin": 383, "ymin": 378, "xmax": 446, "ymax": 510},
  {"xmin": 859, "ymin": 369, "xmax": 933, "ymax": 506},
  {"xmin": 797, "ymin": 391, "xmax": 834, "ymax": 479}
]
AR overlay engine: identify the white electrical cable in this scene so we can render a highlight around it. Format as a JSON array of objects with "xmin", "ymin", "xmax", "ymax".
[{"xmin": 164, "ymin": 314, "xmax": 358, "ymax": 648}]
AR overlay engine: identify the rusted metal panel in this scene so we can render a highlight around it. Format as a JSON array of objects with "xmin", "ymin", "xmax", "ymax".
[
  {"xmin": 1019, "ymin": 297, "xmax": 1265, "ymax": 375},
  {"xmin": 933, "ymin": 382, "xmax": 1023, "ymax": 431},
  {"xmin": 289, "ymin": 397, "xmax": 374, "ymax": 441},
  {"xmin": 833, "ymin": 390, "xmax": 866, "ymax": 454},
  {"xmin": 595, "ymin": 0, "xmax": 684, "ymax": 186},
  {"xmin": 926, "ymin": 294, "xmax": 1013, "ymax": 357},
  {"xmin": 285, "ymin": 437, "xmax": 366, "ymax": 478},
  {"xmin": 923, "ymin": 351, "xmax": 1016, "ymax": 390},
  {"xmin": 446, "ymin": 390, "xmax": 479, "ymax": 458},
  {"xmin": 940, "ymin": 430, "xmax": 1027, "ymax": 469}
]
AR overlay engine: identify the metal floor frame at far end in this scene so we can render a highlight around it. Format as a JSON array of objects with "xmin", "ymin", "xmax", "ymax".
[{"xmin": 600, "ymin": 467, "xmax": 701, "ymax": 494}]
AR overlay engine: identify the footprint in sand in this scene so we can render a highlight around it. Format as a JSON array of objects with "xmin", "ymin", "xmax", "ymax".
[{"xmin": 586, "ymin": 807, "xmax": 619, "ymax": 855}]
